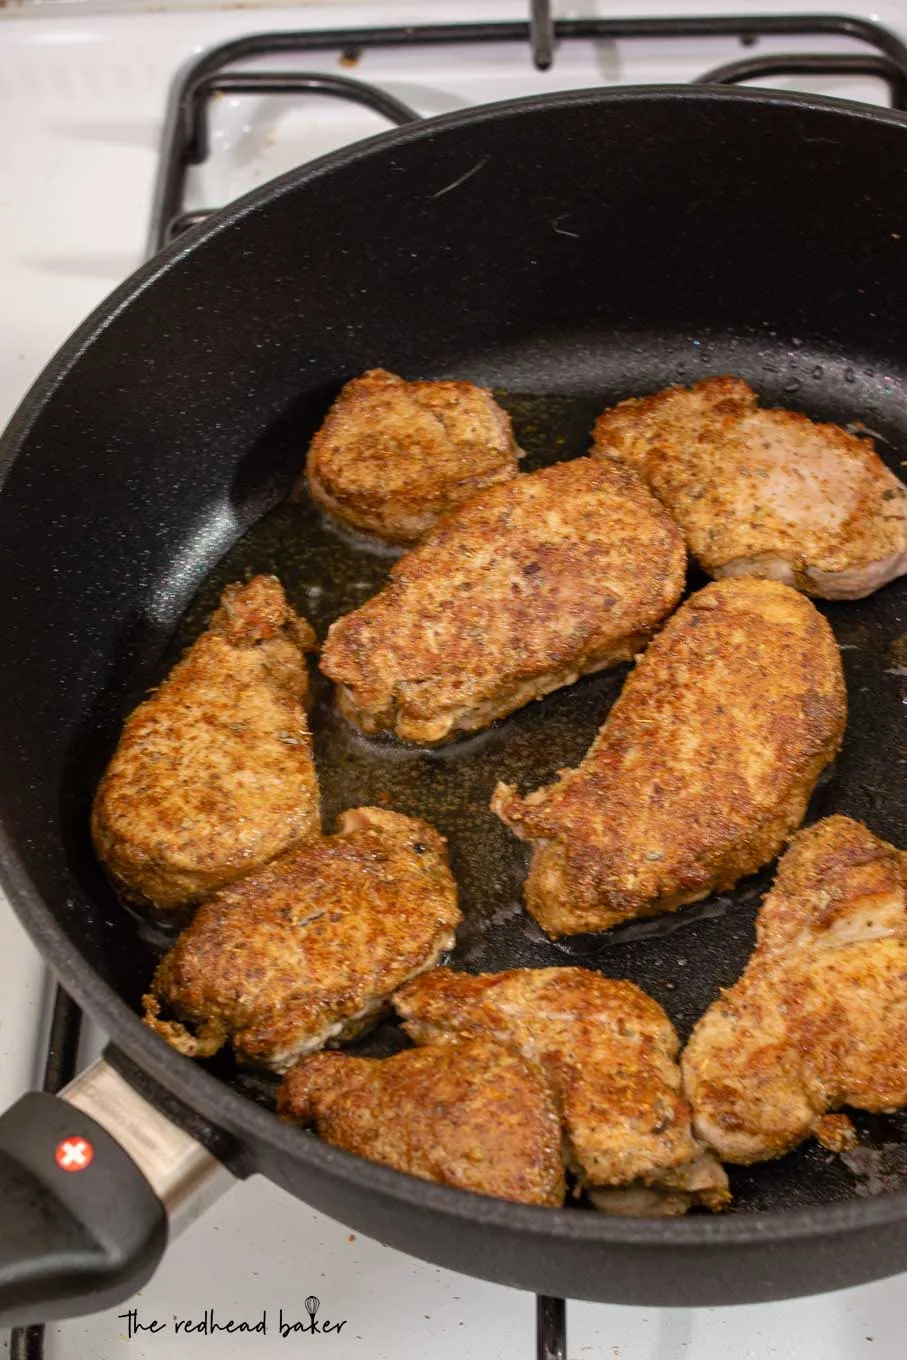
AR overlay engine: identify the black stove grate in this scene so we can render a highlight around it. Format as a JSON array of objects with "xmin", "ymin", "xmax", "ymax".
[
  {"xmin": 10, "ymin": 986, "xmax": 82, "ymax": 1360},
  {"xmin": 15, "ymin": 11, "xmax": 907, "ymax": 1360},
  {"xmin": 150, "ymin": 10, "xmax": 907, "ymax": 251}
]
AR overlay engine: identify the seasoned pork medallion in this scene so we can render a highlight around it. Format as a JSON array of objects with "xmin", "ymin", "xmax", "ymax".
[
  {"xmin": 303, "ymin": 368, "xmax": 523, "ymax": 544},
  {"xmin": 92, "ymin": 575, "xmax": 319, "ymax": 912},
  {"xmin": 684, "ymin": 816, "xmax": 907, "ymax": 1164},
  {"xmin": 493, "ymin": 578, "xmax": 846, "ymax": 936},
  {"xmin": 278, "ymin": 1037, "xmax": 565, "ymax": 1207},
  {"xmin": 591, "ymin": 375, "xmax": 907, "ymax": 599},
  {"xmin": 143, "ymin": 807, "xmax": 461, "ymax": 1073},
  {"xmin": 395, "ymin": 966, "xmax": 729, "ymax": 1215},
  {"xmin": 320, "ymin": 457, "xmax": 687, "ymax": 744}
]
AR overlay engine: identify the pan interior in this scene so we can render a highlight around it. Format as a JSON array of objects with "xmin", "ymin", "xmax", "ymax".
[{"xmin": 97, "ymin": 325, "xmax": 907, "ymax": 1218}]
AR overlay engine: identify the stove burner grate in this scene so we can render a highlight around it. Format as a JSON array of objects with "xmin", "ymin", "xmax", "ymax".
[{"xmin": 150, "ymin": 11, "xmax": 907, "ymax": 250}]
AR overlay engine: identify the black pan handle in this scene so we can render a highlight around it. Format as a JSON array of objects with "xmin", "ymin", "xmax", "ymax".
[{"xmin": 0, "ymin": 1058, "xmax": 231, "ymax": 1327}]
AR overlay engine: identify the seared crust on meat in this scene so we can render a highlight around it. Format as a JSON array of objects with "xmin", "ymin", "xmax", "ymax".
[
  {"xmin": 303, "ymin": 369, "xmax": 523, "ymax": 544},
  {"xmin": 277, "ymin": 1037, "xmax": 565, "ymax": 1206},
  {"xmin": 493, "ymin": 578, "xmax": 846, "ymax": 936},
  {"xmin": 143, "ymin": 807, "xmax": 461, "ymax": 1072},
  {"xmin": 395, "ymin": 967, "xmax": 729, "ymax": 1214},
  {"xmin": 593, "ymin": 375, "xmax": 757, "ymax": 468},
  {"xmin": 92, "ymin": 575, "xmax": 319, "ymax": 912},
  {"xmin": 320, "ymin": 458, "xmax": 687, "ymax": 744},
  {"xmin": 591, "ymin": 375, "xmax": 907, "ymax": 600},
  {"xmin": 683, "ymin": 816, "xmax": 907, "ymax": 1164}
]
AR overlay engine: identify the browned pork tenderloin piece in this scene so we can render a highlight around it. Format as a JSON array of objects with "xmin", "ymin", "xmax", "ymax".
[
  {"xmin": 277, "ymin": 1037, "xmax": 565, "ymax": 1207},
  {"xmin": 302, "ymin": 368, "xmax": 523, "ymax": 544},
  {"xmin": 493, "ymin": 577, "xmax": 846, "ymax": 937},
  {"xmin": 683, "ymin": 815, "xmax": 907, "ymax": 1164},
  {"xmin": 591, "ymin": 374, "xmax": 907, "ymax": 600},
  {"xmin": 91, "ymin": 575, "xmax": 319, "ymax": 912},
  {"xmin": 143, "ymin": 807, "xmax": 461, "ymax": 1073},
  {"xmin": 320, "ymin": 457, "xmax": 687, "ymax": 745},
  {"xmin": 395, "ymin": 966, "xmax": 729, "ymax": 1215}
]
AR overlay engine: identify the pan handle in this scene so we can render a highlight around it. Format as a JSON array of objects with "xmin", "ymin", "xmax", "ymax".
[{"xmin": 0, "ymin": 1056, "xmax": 231, "ymax": 1328}]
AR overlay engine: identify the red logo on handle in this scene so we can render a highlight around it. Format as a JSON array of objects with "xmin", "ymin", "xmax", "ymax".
[{"xmin": 55, "ymin": 1136, "xmax": 94, "ymax": 1172}]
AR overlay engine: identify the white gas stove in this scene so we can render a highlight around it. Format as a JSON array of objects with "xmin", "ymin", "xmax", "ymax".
[{"xmin": 2, "ymin": 3, "xmax": 907, "ymax": 1357}]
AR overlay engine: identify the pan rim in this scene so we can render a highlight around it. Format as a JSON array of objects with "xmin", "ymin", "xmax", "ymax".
[{"xmin": 3, "ymin": 81, "xmax": 907, "ymax": 1253}]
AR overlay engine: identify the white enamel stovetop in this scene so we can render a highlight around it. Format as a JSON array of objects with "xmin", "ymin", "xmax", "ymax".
[{"xmin": 1, "ymin": 3, "xmax": 906, "ymax": 1356}]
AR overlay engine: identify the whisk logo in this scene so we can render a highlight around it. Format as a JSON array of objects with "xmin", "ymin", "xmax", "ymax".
[
  {"xmin": 117, "ymin": 1297, "xmax": 348, "ymax": 1341},
  {"xmin": 280, "ymin": 1297, "xmax": 348, "ymax": 1337}
]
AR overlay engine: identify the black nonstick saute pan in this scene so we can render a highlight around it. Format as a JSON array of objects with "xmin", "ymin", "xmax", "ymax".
[{"xmin": 2, "ymin": 84, "xmax": 907, "ymax": 1325}]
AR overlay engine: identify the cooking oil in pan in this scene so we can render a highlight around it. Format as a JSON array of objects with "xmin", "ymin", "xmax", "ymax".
[{"xmin": 167, "ymin": 390, "xmax": 907, "ymax": 1212}]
